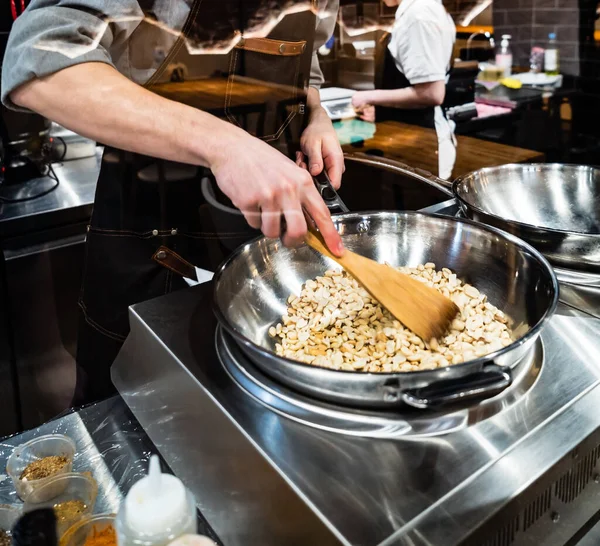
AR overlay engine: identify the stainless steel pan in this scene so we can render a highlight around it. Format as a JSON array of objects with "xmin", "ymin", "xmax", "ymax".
[
  {"xmin": 348, "ymin": 155, "xmax": 600, "ymax": 275},
  {"xmin": 453, "ymin": 164, "xmax": 600, "ymax": 273},
  {"xmin": 213, "ymin": 172, "xmax": 558, "ymax": 409}
]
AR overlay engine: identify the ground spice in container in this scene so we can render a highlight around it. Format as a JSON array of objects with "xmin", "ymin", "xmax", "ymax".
[
  {"xmin": 20, "ymin": 455, "xmax": 69, "ymax": 481},
  {"xmin": 53, "ymin": 499, "xmax": 87, "ymax": 522},
  {"xmin": 83, "ymin": 525, "xmax": 117, "ymax": 546},
  {"xmin": 0, "ymin": 530, "xmax": 11, "ymax": 546}
]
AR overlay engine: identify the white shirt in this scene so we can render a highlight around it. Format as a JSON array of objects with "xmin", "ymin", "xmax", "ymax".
[
  {"xmin": 388, "ymin": 0, "xmax": 456, "ymax": 85},
  {"xmin": 388, "ymin": 0, "xmax": 457, "ymax": 179}
]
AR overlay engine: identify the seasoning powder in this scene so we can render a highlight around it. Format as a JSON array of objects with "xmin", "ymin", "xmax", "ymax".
[
  {"xmin": 0, "ymin": 530, "xmax": 11, "ymax": 546},
  {"xmin": 53, "ymin": 499, "xmax": 87, "ymax": 522},
  {"xmin": 83, "ymin": 525, "xmax": 117, "ymax": 546},
  {"xmin": 20, "ymin": 455, "xmax": 69, "ymax": 481}
]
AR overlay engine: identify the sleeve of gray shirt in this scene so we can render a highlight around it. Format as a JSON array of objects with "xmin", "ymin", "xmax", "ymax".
[
  {"xmin": 1, "ymin": 0, "xmax": 142, "ymax": 111},
  {"xmin": 2, "ymin": 0, "xmax": 336, "ymax": 109},
  {"xmin": 309, "ymin": 0, "xmax": 338, "ymax": 89}
]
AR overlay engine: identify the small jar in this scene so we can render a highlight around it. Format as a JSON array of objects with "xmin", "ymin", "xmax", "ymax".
[
  {"xmin": 23, "ymin": 473, "xmax": 98, "ymax": 535},
  {"xmin": 6, "ymin": 435, "xmax": 76, "ymax": 502},
  {"xmin": 61, "ymin": 514, "xmax": 116, "ymax": 546}
]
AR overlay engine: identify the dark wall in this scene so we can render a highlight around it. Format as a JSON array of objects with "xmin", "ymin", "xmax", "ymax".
[
  {"xmin": 1, "ymin": 2, "xmax": 15, "ymax": 81},
  {"xmin": 579, "ymin": 0, "xmax": 600, "ymax": 81},
  {"xmin": 493, "ymin": 0, "xmax": 588, "ymax": 76},
  {"xmin": 443, "ymin": 0, "xmax": 493, "ymax": 24}
]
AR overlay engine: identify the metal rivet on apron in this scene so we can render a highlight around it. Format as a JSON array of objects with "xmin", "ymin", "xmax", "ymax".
[
  {"xmin": 279, "ymin": 43, "xmax": 286, "ymax": 54},
  {"xmin": 152, "ymin": 229, "xmax": 159, "ymax": 236},
  {"xmin": 156, "ymin": 250, "xmax": 167, "ymax": 260},
  {"xmin": 301, "ymin": 43, "xmax": 306, "ymax": 53},
  {"xmin": 238, "ymin": 37, "xmax": 245, "ymax": 47},
  {"xmin": 86, "ymin": 225, "xmax": 90, "ymax": 232},
  {"xmin": 171, "ymin": 228, "xmax": 178, "ymax": 235}
]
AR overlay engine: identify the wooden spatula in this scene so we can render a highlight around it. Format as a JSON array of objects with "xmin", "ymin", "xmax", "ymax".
[{"xmin": 305, "ymin": 228, "xmax": 459, "ymax": 341}]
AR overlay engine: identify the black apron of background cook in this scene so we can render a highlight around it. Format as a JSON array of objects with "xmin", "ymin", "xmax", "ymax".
[
  {"xmin": 375, "ymin": 36, "xmax": 435, "ymax": 129},
  {"xmin": 74, "ymin": 0, "xmax": 317, "ymax": 403}
]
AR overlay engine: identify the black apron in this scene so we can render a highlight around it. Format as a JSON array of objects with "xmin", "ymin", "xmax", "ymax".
[
  {"xmin": 74, "ymin": 0, "xmax": 317, "ymax": 403},
  {"xmin": 375, "ymin": 38, "xmax": 436, "ymax": 129}
]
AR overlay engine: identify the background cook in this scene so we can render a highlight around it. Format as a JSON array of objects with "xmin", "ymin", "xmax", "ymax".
[{"xmin": 351, "ymin": 0, "xmax": 457, "ymax": 179}]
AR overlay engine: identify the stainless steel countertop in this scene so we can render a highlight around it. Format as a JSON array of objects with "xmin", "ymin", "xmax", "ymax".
[
  {"xmin": 0, "ymin": 396, "xmax": 219, "ymax": 540},
  {"xmin": 0, "ymin": 149, "xmax": 101, "ymax": 235},
  {"xmin": 113, "ymin": 279, "xmax": 600, "ymax": 546},
  {"xmin": 0, "ymin": 398, "xmax": 144, "ymax": 514}
]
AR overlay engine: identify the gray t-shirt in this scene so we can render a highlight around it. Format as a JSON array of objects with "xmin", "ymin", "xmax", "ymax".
[{"xmin": 1, "ymin": 0, "xmax": 337, "ymax": 110}]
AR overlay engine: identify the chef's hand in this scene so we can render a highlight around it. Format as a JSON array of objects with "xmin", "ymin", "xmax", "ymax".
[
  {"xmin": 351, "ymin": 91, "xmax": 372, "ymax": 110},
  {"xmin": 209, "ymin": 126, "xmax": 344, "ymax": 256},
  {"xmin": 297, "ymin": 106, "xmax": 345, "ymax": 190},
  {"xmin": 356, "ymin": 105, "xmax": 375, "ymax": 123},
  {"xmin": 351, "ymin": 92, "xmax": 376, "ymax": 122}
]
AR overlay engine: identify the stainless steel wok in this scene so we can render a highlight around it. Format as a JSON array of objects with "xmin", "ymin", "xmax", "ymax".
[
  {"xmin": 213, "ymin": 208, "xmax": 558, "ymax": 409},
  {"xmin": 453, "ymin": 164, "xmax": 600, "ymax": 273},
  {"xmin": 348, "ymin": 156, "xmax": 600, "ymax": 276}
]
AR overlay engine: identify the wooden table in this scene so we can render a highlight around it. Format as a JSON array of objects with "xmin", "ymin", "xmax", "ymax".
[
  {"xmin": 150, "ymin": 77, "xmax": 300, "ymax": 140},
  {"xmin": 340, "ymin": 120, "xmax": 544, "ymax": 178},
  {"xmin": 149, "ymin": 77, "xmax": 297, "ymax": 113}
]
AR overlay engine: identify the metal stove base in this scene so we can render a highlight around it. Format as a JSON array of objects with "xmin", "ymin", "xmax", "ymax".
[
  {"xmin": 217, "ymin": 325, "xmax": 543, "ymax": 439},
  {"xmin": 112, "ymin": 282, "xmax": 600, "ymax": 546}
]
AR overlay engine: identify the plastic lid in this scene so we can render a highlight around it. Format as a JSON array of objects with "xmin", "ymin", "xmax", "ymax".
[
  {"xmin": 549, "ymin": 33, "xmax": 556, "ymax": 39},
  {"xmin": 125, "ymin": 456, "xmax": 188, "ymax": 536}
]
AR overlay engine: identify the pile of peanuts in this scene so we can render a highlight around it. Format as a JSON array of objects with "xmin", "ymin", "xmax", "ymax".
[{"xmin": 268, "ymin": 264, "xmax": 513, "ymax": 373}]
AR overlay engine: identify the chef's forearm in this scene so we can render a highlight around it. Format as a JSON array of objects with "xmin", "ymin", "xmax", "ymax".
[
  {"xmin": 362, "ymin": 82, "xmax": 445, "ymax": 109},
  {"xmin": 306, "ymin": 86, "xmax": 327, "ymax": 120},
  {"xmin": 10, "ymin": 62, "xmax": 240, "ymax": 169}
]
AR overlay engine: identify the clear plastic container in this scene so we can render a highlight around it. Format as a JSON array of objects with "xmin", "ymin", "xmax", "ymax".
[
  {"xmin": 60, "ymin": 514, "xmax": 116, "ymax": 546},
  {"xmin": 0, "ymin": 504, "xmax": 21, "ymax": 534},
  {"xmin": 23, "ymin": 472, "xmax": 98, "ymax": 535},
  {"xmin": 6, "ymin": 434, "xmax": 76, "ymax": 501}
]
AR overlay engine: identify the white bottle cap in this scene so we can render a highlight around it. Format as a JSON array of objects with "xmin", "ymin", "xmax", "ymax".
[{"xmin": 125, "ymin": 455, "xmax": 188, "ymax": 536}]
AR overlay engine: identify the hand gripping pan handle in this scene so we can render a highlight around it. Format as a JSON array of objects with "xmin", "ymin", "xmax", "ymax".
[{"xmin": 313, "ymin": 171, "xmax": 350, "ymax": 214}]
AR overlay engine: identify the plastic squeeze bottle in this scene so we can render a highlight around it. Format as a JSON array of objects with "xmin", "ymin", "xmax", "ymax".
[
  {"xmin": 116, "ymin": 455, "xmax": 197, "ymax": 546},
  {"xmin": 495, "ymin": 35, "xmax": 513, "ymax": 78},
  {"xmin": 545, "ymin": 33, "xmax": 560, "ymax": 76}
]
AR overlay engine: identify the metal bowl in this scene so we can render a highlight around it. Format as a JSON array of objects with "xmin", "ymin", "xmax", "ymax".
[
  {"xmin": 453, "ymin": 164, "xmax": 600, "ymax": 273},
  {"xmin": 213, "ymin": 212, "xmax": 558, "ymax": 409}
]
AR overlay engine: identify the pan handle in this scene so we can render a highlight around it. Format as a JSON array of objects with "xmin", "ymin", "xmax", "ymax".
[
  {"xmin": 343, "ymin": 152, "xmax": 454, "ymax": 195},
  {"xmin": 313, "ymin": 170, "xmax": 350, "ymax": 213},
  {"xmin": 400, "ymin": 365, "xmax": 512, "ymax": 409}
]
